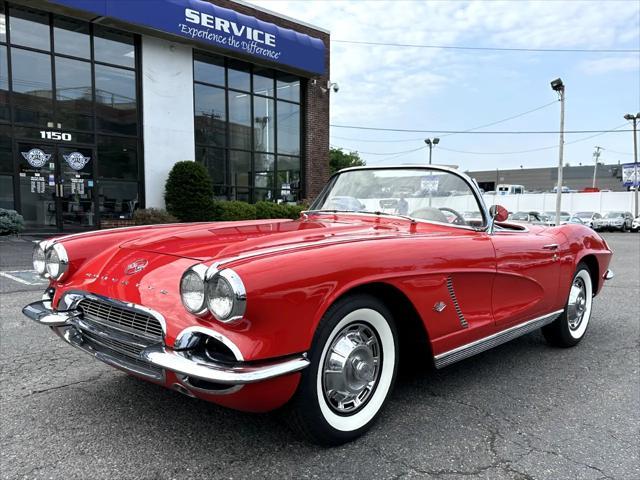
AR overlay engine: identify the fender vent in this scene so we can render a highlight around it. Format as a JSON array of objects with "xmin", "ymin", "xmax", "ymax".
[{"xmin": 446, "ymin": 276, "xmax": 468, "ymax": 329}]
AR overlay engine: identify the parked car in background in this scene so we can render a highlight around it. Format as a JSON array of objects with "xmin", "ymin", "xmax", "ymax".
[
  {"xmin": 563, "ymin": 215, "xmax": 587, "ymax": 226},
  {"xmin": 22, "ymin": 165, "xmax": 614, "ymax": 445},
  {"xmin": 571, "ymin": 212, "xmax": 601, "ymax": 228},
  {"xmin": 544, "ymin": 211, "xmax": 571, "ymax": 226},
  {"xmin": 594, "ymin": 211, "xmax": 634, "ymax": 232},
  {"xmin": 497, "ymin": 184, "xmax": 525, "ymax": 195},
  {"xmin": 509, "ymin": 211, "xmax": 547, "ymax": 225},
  {"xmin": 632, "ymin": 216, "xmax": 640, "ymax": 232}
]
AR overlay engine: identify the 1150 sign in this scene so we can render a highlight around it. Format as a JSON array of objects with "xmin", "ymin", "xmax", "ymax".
[{"xmin": 40, "ymin": 131, "xmax": 72, "ymax": 142}]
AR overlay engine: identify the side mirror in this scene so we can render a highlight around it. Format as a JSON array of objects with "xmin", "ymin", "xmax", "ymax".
[{"xmin": 489, "ymin": 204, "xmax": 509, "ymax": 222}]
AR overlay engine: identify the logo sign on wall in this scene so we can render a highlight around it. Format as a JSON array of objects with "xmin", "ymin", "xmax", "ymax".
[
  {"xmin": 622, "ymin": 163, "xmax": 640, "ymax": 187},
  {"xmin": 64, "ymin": 152, "xmax": 90, "ymax": 171},
  {"xmin": 49, "ymin": 0, "xmax": 326, "ymax": 74},
  {"xmin": 21, "ymin": 149, "xmax": 51, "ymax": 168}
]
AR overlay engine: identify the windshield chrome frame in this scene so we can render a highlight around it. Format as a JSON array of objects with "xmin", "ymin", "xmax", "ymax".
[{"xmin": 309, "ymin": 165, "xmax": 491, "ymax": 231}]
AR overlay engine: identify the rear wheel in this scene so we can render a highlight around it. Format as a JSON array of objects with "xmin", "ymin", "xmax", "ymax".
[
  {"xmin": 542, "ymin": 263, "xmax": 593, "ymax": 347},
  {"xmin": 287, "ymin": 294, "xmax": 398, "ymax": 445}
]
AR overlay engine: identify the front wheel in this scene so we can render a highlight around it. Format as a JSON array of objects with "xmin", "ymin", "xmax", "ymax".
[
  {"xmin": 287, "ymin": 294, "xmax": 398, "ymax": 445},
  {"xmin": 542, "ymin": 263, "xmax": 593, "ymax": 347}
]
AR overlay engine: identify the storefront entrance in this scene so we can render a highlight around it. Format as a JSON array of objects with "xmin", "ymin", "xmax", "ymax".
[{"xmin": 16, "ymin": 142, "xmax": 96, "ymax": 232}]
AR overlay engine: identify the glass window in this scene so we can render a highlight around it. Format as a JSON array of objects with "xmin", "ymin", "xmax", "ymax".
[
  {"xmin": 194, "ymin": 84, "xmax": 226, "ymax": 147},
  {"xmin": 228, "ymin": 60, "xmax": 250, "ymax": 92},
  {"xmin": 196, "ymin": 146, "xmax": 225, "ymax": 185},
  {"xmin": 0, "ymin": 125, "xmax": 11, "ymax": 173},
  {"xmin": 11, "ymin": 48, "xmax": 52, "ymax": 97},
  {"xmin": 0, "ymin": 4, "xmax": 6, "ymax": 43},
  {"xmin": 277, "ymin": 101, "xmax": 300, "ymax": 155},
  {"xmin": 95, "ymin": 64, "xmax": 137, "ymax": 135},
  {"xmin": 0, "ymin": 45, "xmax": 7, "ymax": 121},
  {"xmin": 54, "ymin": 17, "xmax": 90, "ymax": 59},
  {"xmin": 97, "ymin": 135, "xmax": 138, "ymax": 179},
  {"xmin": 228, "ymin": 91, "xmax": 251, "ymax": 150},
  {"xmin": 9, "ymin": 7, "xmax": 50, "ymax": 51},
  {"xmin": 0, "ymin": 175, "xmax": 13, "ymax": 209},
  {"xmin": 255, "ymin": 153, "xmax": 274, "ymax": 189},
  {"xmin": 253, "ymin": 97, "xmax": 274, "ymax": 153},
  {"xmin": 229, "ymin": 150, "xmax": 250, "ymax": 187},
  {"xmin": 253, "ymin": 68, "xmax": 274, "ymax": 97},
  {"xmin": 194, "ymin": 52, "xmax": 224, "ymax": 86},
  {"xmin": 94, "ymin": 27, "xmax": 135, "ymax": 68},
  {"xmin": 99, "ymin": 180, "xmax": 139, "ymax": 219},
  {"xmin": 254, "ymin": 189, "xmax": 273, "ymax": 202},
  {"xmin": 277, "ymin": 73, "xmax": 300, "ymax": 103},
  {"xmin": 55, "ymin": 57, "xmax": 92, "ymax": 111},
  {"xmin": 277, "ymin": 155, "xmax": 300, "ymax": 201}
]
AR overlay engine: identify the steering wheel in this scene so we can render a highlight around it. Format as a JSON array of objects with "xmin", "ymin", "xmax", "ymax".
[{"xmin": 438, "ymin": 207, "xmax": 467, "ymax": 225}]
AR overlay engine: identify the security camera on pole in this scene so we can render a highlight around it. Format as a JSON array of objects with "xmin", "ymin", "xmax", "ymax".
[
  {"xmin": 424, "ymin": 138, "xmax": 440, "ymax": 165},
  {"xmin": 550, "ymin": 78, "xmax": 565, "ymax": 227},
  {"xmin": 623, "ymin": 113, "xmax": 639, "ymax": 217}
]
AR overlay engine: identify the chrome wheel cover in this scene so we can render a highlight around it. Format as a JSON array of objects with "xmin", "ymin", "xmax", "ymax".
[
  {"xmin": 567, "ymin": 276, "xmax": 587, "ymax": 331},
  {"xmin": 322, "ymin": 322, "xmax": 381, "ymax": 415}
]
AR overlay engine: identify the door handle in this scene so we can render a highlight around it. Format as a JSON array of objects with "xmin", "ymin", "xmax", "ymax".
[{"xmin": 542, "ymin": 244, "xmax": 559, "ymax": 250}]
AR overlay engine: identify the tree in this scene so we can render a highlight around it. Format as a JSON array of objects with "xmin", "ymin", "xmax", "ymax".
[
  {"xmin": 329, "ymin": 147, "xmax": 365, "ymax": 174},
  {"xmin": 164, "ymin": 161, "xmax": 215, "ymax": 222}
]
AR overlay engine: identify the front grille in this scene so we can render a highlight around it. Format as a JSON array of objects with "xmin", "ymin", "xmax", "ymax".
[
  {"xmin": 81, "ymin": 329, "xmax": 144, "ymax": 359},
  {"xmin": 78, "ymin": 298, "xmax": 163, "ymax": 340}
]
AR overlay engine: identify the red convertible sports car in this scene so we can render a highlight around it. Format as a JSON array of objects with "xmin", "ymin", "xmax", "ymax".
[{"xmin": 24, "ymin": 165, "xmax": 613, "ymax": 445}]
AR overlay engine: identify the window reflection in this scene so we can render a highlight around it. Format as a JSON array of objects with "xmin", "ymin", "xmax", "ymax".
[
  {"xmin": 277, "ymin": 74, "xmax": 300, "ymax": 103},
  {"xmin": 253, "ymin": 68, "xmax": 274, "ymax": 97},
  {"xmin": 194, "ymin": 52, "xmax": 225, "ymax": 86},
  {"xmin": 0, "ymin": 175, "xmax": 13, "ymax": 209},
  {"xmin": 229, "ymin": 150, "xmax": 250, "ymax": 187},
  {"xmin": 0, "ymin": 126, "xmax": 11, "ymax": 173},
  {"xmin": 255, "ymin": 153, "xmax": 274, "ymax": 189},
  {"xmin": 54, "ymin": 17, "xmax": 90, "ymax": 58},
  {"xmin": 228, "ymin": 91, "xmax": 251, "ymax": 150},
  {"xmin": 55, "ymin": 57, "xmax": 92, "ymax": 110},
  {"xmin": 228, "ymin": 60, "xmax": 250, "ymax": 91},
  {"xmin": 197, "ymin": 146, "xmax": 225, "ymax": 185},
  {"xmin": 11, "ymin": 48, "xmax": 53, "ymax": 126},
  {"xmin": 94, "ymin": 27, "xmax": 135, "ymax": 68},
  {"xmin": 0, "ymin": 4, "xmax": 6, "ymax": 43},
  {"xmin": 0, "ymin": 46, "xmax": 7, "ymax": 121},
  {"xmin": 97, "ymin": 136, "xmax": 138, "ymax": 180},
  {"xmin": 277, "ymin": 155, "xmax": 300, "ymax": 202},
  {"xmin": 9, "ymin": 7, "xmax": 50, "ymax": 51},
  {"xmin": 99, "ymin": 180, "xmax": 138, "ymax": 220},
  {"xmin": 253, "ymin": 97, "xmax": 274, "ymax": 153},
  {"xmin": 277, "ymin": 101, "xmax": 300, "ymax": 155},
  {"xmin": 95, "ymin": 64, "xmax": 137, "ymax": 135},
  {"xmin": 194, "ymin": 84, "xmax": 226, "ymax": 147}
]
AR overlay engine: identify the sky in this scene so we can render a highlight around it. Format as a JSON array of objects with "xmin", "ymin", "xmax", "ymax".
[{"xmin": 248, "ymin": 0, "xmax": 640, "ymax": 172}]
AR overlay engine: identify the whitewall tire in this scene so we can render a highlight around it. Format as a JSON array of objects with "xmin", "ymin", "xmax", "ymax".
[{"xmin": 288, "ymin": 294, "xmax": 398, "ymax": 445}]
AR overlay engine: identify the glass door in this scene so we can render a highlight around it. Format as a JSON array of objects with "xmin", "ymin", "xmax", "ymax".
[{"xmin": 16, "ymin": 142, "xmax": 96, "ymax": 232}]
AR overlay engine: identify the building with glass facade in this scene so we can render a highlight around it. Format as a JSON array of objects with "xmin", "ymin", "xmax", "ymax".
[{"xmin": 0, "ymin": 0, "xmax": 329, "ymax": 232}]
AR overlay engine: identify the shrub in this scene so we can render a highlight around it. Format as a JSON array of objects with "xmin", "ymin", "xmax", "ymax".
[
  {"xmin": 212, "ymin": 201, "xmax": 257, "ymax": 221},
  {"xmin": 0, "ymin": 208, "xmax": 25, "ymax": 235},
  {"xmin": 133, "ymin": 208, "xmax": 178, "ymax": 225},
  {"xmin": 255, "ymin": 201, "xmax": 290, "ymax": 219},
  {"xmin": 164, "ymin": 161, "xmax": 214, "ymax": 222}
]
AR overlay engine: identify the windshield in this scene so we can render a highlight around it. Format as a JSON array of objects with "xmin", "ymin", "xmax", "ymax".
[
  {"xmin": 311, "ymin": 168, "xmax": 485, "ymax": 228},
  {"xmin": 604, "ymin": 212, "xmax": 623, "ymax": 218},
  {"xmin": 575, "ymin": 212, "xmax": 593, "ymax": 218}
]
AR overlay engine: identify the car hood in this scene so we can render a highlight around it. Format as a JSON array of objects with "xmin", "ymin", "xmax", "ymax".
[{"xmin": 119, "ymin": 217, "xmax": 407, "ymax": 261}]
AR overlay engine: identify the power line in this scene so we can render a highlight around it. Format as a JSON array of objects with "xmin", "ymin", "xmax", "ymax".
[
  {"xmin": 330, "ymin": 124, "xmax": 633, "ymax": 134},
  {"xmin": 329, "ymin": 144, "xmax": 424, "ymax": 156},
  {"xmin": 332, "ymin": 39, "xmax": 640, "ymax": 53}
]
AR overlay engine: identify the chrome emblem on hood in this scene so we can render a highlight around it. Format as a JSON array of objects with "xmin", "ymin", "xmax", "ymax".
[{"xmin": 125, "ymin": 259, "xmax": 148, "ymax": 275}]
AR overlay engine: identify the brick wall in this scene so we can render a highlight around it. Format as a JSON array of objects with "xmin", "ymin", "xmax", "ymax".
[{"xmin": 207, "ymin": 0, "xmax": 331, "ymax": 203}]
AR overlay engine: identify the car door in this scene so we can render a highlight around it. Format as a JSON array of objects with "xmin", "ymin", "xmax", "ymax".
[{"xmin": 490, "ymin": 228, "xmax": 562, "ymax": 328}]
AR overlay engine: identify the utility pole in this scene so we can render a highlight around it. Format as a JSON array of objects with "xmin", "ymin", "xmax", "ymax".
[
  {"xmin": 551, "ymin": 78, "xmax": 565, "ymax": 226},
  {"xmin": 624, "ymin": 113, "xmax": 639, "ymax": 216},
  {"xmin": 592, "ymin": 146, "xmax": 603, "ymax": 188}
]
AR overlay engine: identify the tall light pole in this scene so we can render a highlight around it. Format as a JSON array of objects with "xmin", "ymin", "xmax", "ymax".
[
  {"xmin": 424, "ymin": 137, "xmax": 440, "ymax": 165},
  {"xmin": 592, "ymin": 146, "xmax": 603, "ymax": 188},
  {"xmin": 551, "ymin": 78, "xmax": 565, "ymax": 226},
  {"xmin": 624, "ymin": 113, "xmax": 639, "ymax": 216}
]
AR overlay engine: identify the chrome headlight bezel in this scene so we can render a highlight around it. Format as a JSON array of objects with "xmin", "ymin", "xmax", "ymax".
[
  {"xmin": 180, "ymin": 264, "xmax": 208, "ymax": 315},
  {"xmin": 45, "ymin": 243, "xmax": 69, "ymax": 280},
  {"xmin": 204, "ymin": 268, "xmax": 247, "ymax": 323},
  {"xmin": 32, "ymin": 242, "xmax": 47, "ymax": 277}
]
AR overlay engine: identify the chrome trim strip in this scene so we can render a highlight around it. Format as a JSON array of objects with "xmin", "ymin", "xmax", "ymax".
[
  {"xmin": 446, "ymin": 276, "xmax": 468, "ymax": 329},
  {"xmin": 140, "ymin": 345, "xmax": 309, "ymax": 385},
  {"xmin": 173, "ymin": 326, "xmax": 244, "ymax": 361},
  {"xmin": 434, "ymin": 309, "xmax": 564, "ymax": 369},
  {"xmin": 603, "ymin": 269, "xmax": 614, "ymax": 280}
]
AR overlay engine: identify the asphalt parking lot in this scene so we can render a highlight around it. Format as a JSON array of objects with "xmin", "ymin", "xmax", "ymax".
[{"xmin": 0, "ymin": 233, "xmax": 638, "ymax": 480}]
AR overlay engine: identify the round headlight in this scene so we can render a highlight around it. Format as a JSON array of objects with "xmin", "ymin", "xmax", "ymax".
[
  {"xmin": 45, "ymin": 243, "xmax": 68, "ymax": 280},
  {"xmin": 180, "ymin": 268, "xmax": 206, "ymax": 314},
  {"xmin": 205, "ymin": 269, "xmax": 246, "ymax": 323},
  {"xmin": 32, "ymin": 244, "xmax": 47, "ymax": 276}
]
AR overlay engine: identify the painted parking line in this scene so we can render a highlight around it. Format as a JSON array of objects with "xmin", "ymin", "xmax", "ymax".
[{"xmin": 0, "ymin": 270, "xmax": 48, "ymax": 286}]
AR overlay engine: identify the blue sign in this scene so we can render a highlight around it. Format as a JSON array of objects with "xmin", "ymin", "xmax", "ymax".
[
  {"xmin": 47, "ymin": 0, "xmax": 326, "ymax": 74},
  {"xmin": 622, "ymin": 163, "xmax": 639, "ymax": 187}
]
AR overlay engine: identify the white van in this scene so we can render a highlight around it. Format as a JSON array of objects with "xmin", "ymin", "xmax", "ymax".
[{"xmin": 497, "ymin": 184, "xmax": 525, "ymax": 195}]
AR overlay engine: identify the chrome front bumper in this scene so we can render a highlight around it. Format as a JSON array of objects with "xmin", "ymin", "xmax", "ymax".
[{"xmin": 23, "ymin": 299, "xmax": 309, "ymax": 385}]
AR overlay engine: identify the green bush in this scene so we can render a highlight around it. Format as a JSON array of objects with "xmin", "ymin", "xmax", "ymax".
[
  {"xmin": 133, "ymin": 208, "xmax": 178, "ymax": 225},
  {"xmin": 212, "ymin": 201, "xmax": 257, "ymax": 221},
  {"xmin": 255, "ymin": 201, "xmax": 290, "ymax": 219},
  {"xmin": 164, "ymin": 161, "xmax": 214, "ymax": 222},
  {"xmin": 0, "ymin": 208, "xmax": 25, "ymax": 235}
]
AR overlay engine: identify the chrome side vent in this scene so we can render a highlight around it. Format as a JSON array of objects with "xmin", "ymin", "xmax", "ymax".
[{"xmin": 446, "ymin": 276, "xmax": 468, "ymax": 329}]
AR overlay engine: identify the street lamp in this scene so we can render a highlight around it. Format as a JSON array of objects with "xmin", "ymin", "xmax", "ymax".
[
  {"xmin": 551, "ymin": 78, "xmax": 565, "ymax": 227},
  {"xmin": 424, "ymin": 137, "xmax": 440, "ymax": 165},
  {"xmin": 623, "ymin": 112, "xmax": 640, "ymax": 216}
]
